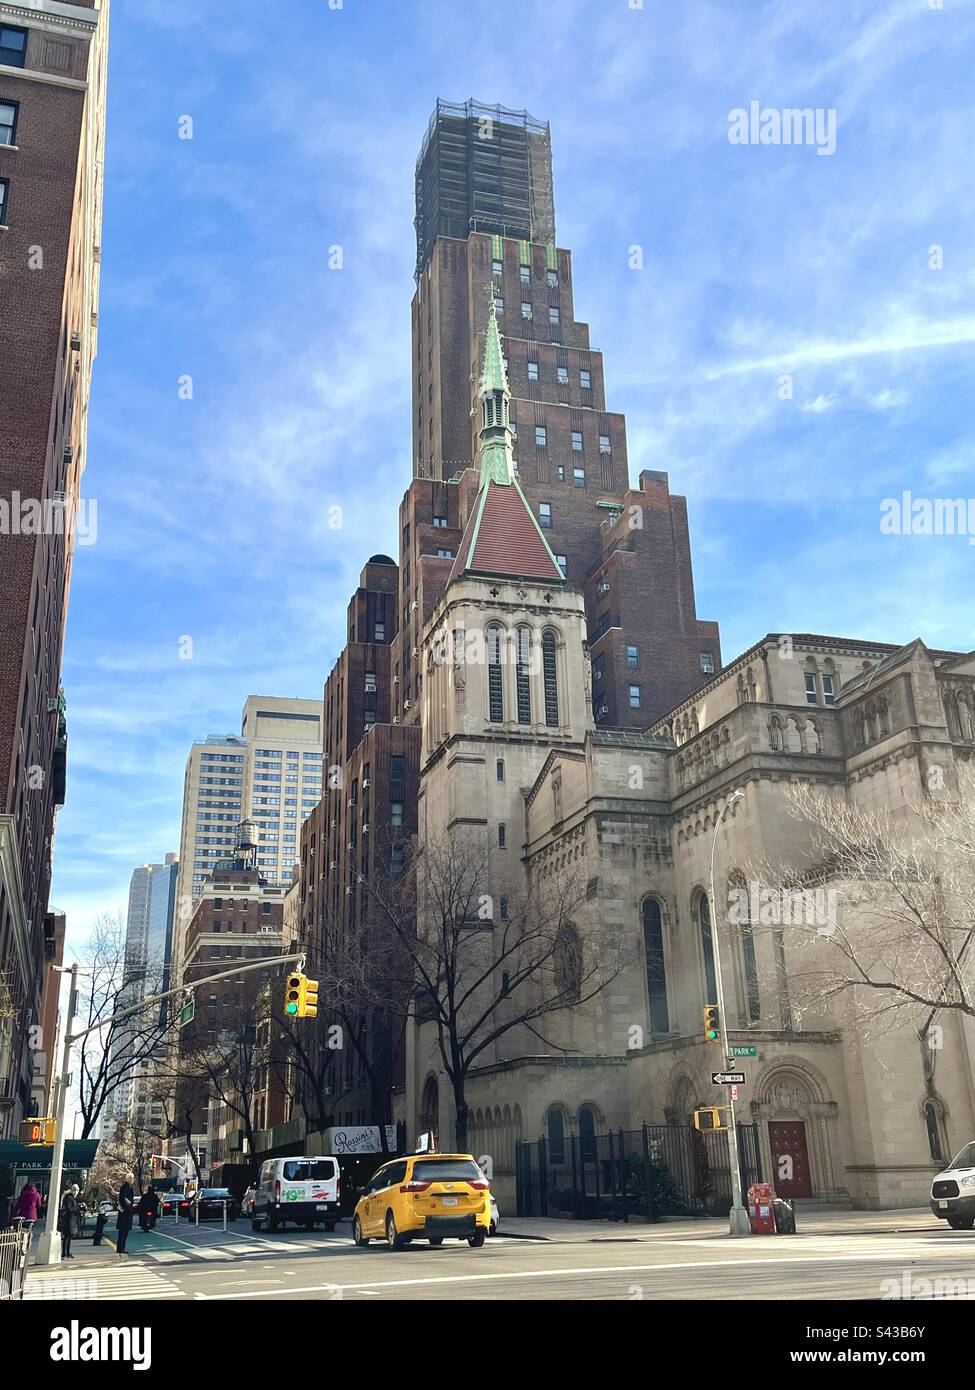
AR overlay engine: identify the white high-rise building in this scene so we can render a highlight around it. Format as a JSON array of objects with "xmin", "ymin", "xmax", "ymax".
[{"xmin": 173, "ymin": 697, "xmax": 323, "ymax": 974}]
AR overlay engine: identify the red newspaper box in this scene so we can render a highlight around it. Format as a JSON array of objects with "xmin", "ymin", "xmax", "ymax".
[{"xmin": 747, "ymin": 1182, "xmax": 775, "ymax": 1234}]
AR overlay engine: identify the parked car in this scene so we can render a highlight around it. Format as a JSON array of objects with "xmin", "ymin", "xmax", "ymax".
[
  {"xmin": 489, "ymin": 1194, "xmax": 500, "ymax": 1236},
  {"xmin": 251, "ymin": 1157, "xmax": 340, "ymax": 1233},
  {"xmin": 97, "ymin": 1201, "xmax": 117, "ymax": 1218},
  {"xmin": 241, "ymin": 1186, "xmax": 256, "ymax": 1218},
  {"xmin": 192, "ymin": 1188, "xmax": 240, "ymax": 1222},
  {"xmin": 352, "ymin": 1153, "xmax": 491, "ymax": 1250},
  {"xmin": 160, "ymin": 1192, "xmax": 192, "ymax": 1218},
  {"xmin": 931, "ymin": 1140, "xmax": 975, "ymax": 1230}
]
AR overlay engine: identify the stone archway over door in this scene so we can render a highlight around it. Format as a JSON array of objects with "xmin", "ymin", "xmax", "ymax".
[{"xmin": 751, "ymin": 1060, "xmax": 846, "ymax": 1203}]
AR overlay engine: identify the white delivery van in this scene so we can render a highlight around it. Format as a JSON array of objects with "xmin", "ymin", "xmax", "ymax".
[
  {"xmin": 251, "ymin": 1156, "xmax": 341, "ymax": 1232},
  {"xmin": 930, "ymin": 1140, "xmax": 975, "ymax": 1230}
]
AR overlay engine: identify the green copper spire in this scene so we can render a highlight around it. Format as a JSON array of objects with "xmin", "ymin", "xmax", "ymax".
[{"xmin": 477, "ymin": 297, "xmax": 514, "ymax": 485}]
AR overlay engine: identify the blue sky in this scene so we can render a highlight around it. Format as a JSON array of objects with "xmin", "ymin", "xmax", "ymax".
[{"xmin": 53, "ymin": 0, "xmax": 975, "ymax": 946}]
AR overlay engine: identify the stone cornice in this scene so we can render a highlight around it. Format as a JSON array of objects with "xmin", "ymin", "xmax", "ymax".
[{"xmin": 0, "ymin": 1, "xmax": 99, "ymax": 37}]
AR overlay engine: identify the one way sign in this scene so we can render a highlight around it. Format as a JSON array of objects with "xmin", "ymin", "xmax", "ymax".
[{"xmin": 712, "ymin": 1071, "xmax": 746, "ymax": 1085}]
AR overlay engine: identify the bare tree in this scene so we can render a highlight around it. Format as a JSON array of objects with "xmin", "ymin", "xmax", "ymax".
[
  {"xmin": 365, "ymin": 832, "xmax": 628, "ymax": 1151},
  {"xmin": 74, "ymin": 914, "xmax": 168, "ymax": 1139},
  {"xmin": 742, "ymin": 769, "xmax": 975, "ymax": 1041}
]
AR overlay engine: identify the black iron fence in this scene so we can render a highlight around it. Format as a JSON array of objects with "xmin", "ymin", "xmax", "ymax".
[{"xmin": 516, "ymin": 1123, "xmax": 762, "ymax": 1221}]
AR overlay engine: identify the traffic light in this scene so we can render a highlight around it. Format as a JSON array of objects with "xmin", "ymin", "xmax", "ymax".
[
  {"xmin": 284, "ymin": 973, "xmax": 319, "ymax": 1019},
  {"xmin": 19, "ymin": 1117, "xmax": 56, "ymax": 1146},
  {"xmin": 300, "ymin": 977, "xmax": 319, "ymax": 1020},
  {"xmin": 285, "ymin": 973, "xmax": 303, "ymax": 1016},
  {"xmin": 694, "ymin": 1106, "xmax": 727, "ymax": 1133},
  {"xmin": 703, "ymin": 1004, "xmax": 720, "ymax": 1043}
]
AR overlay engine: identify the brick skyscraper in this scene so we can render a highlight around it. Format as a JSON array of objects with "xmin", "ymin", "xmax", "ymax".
[
  {"xmin": 297, "ymin": 99, "xmax": 721, "ymax": 1133},
  {"xmin": 0, "ymin": 0, "xmax": 109, "ymax": 1135}
]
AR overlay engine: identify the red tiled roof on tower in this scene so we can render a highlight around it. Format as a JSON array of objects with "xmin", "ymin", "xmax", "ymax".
[{"xmin": 448, "ymin": 298, "xmax": 565, "ymax": 588}]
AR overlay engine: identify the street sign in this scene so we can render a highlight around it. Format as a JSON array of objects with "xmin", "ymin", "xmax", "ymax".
[
  {"xmin": 712, "ymin": 1071, "xmax": 746, "ymax": 1085},
  {"xmin": 179, "ymin": 998, "xmax": 195, "ymax": 1028},
  {"xmin": 731, "ymin": 1085, "xmax": 740, "ymax": 1101},
  {"xmin": 729, "ymin": 1046, "xmax": 757, "ymax": 1057}
]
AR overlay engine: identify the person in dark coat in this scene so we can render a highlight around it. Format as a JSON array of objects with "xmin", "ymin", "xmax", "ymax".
[
  {"xmin": 12, "ymin": 1181, "xmax": 41, "ymax": 1224},
  {"xmin": 58, "ymin": 1184, "xmax": 80, "ymax": 1258},
  {"xmin": 137, "ymin": 1184, "xmax": 160, "ymax": 1232},
  {"xmin": 116, "ymin": 1173, "xmax": 135, "ymax": 1256}
]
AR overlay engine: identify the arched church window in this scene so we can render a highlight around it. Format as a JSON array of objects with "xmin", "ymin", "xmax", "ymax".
[
  {"xmin": 697, "ymin": 892, "xmax": 717, "ymax": 1004},
  {"xmin": 923, "ymin": 1100, "xmax": 945, "ymax": 1164},
  {"xmin": 642, "ymin": 898, "xmax": 669, "ymax": 1034},
  {"xmin": 515, "ymin": 627, "xmax": 532, "ymax": 724},
  {"xmin": 546, "ymin": 1108, "xmax": 566, "ymax": 1165},
  {"xmin": 578, "ymin": 1106, "xmax": 598, "ymax": 1162},
  {"xmin": 487, "ymin": 626, "xmax": 504, "ymax": 723},
  {"xmin": 542, "ymin": 630, "xmax": 559, "ymax": 726}
]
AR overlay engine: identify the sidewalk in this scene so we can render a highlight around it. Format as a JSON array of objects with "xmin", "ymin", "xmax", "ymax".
[
  {"xmin": 495, "ymin": 1207, "xmax": 938, "ymax": 1242},
  {"xmin": 28, "ymin": 1222, "xmax": 162, "ymax": 1269}
]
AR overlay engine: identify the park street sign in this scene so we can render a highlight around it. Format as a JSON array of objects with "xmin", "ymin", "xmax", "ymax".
[
  {"xmin": 729, "ymin": 1046, "xmax": 757, "ymax": 1057},
  {"xmin": 712, "ymin": 1071, "xmax": 746, "ymax": 1085}
]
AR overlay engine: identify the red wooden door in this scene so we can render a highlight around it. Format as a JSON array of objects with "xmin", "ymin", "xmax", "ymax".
[{"xmin": 768, "ymin": 1121, "xmax": 813, "ymax": 1198}]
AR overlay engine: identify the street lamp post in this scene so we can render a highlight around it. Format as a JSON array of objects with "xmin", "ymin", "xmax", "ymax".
[
  {"xmin": 708, "ymin": 788, "xmax": 752, "ymax": 1237},
  {"xmin": 35, "ymin": 964, "xmax": 78, "ymax": 1265}
]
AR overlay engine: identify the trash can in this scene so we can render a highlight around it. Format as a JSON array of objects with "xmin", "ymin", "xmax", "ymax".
[
  {"xmin": 92, "ymin": 1212, "xmax": 108, "ymax": 1246},
  {"xmin": 747, "ymin": 1182, "xmax": 776, "ymax": 1234},
  {"xmin": 773, "ymin": 1197, "xmax": 796, "ymax": 1234}
]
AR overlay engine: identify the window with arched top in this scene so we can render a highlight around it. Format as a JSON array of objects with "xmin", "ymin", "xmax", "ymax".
[
  {"xmin": 515, "ymin": 627, "xmax": 532, "ymax": 724},
  {"xmin": 642, "ymin": 898, "xmax": 669, "ymax": 1034},
  {"xmin": 554, "ymin": 922, "xmax": 582, "ymax": 1001},
  {"xmin": 546, "ymin": 1107, "xmax": 566, "ymax": 1165},
  {"xmin": 542, "ymin": 630, "xmax": 559, "ymax": 726},
  {"xmin": 578, "ymin": 1106, "xmax": 598, "ymax": 1161},
  {"xmin": 923, "ymin": 1100, "xmax": 945, "ymax": 1164},
  {"xmin": 487, "ymin": 626, "xmax": 504, "ymax": 722},
  {"xmin": 697, "ymin": 892, "xmax": 717, "ymax": 1004}
]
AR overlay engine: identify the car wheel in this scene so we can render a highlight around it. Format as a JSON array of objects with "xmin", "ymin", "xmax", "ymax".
[
  {"xmin": 947, "ymin": 1216, "xmax": 975, "ymax": 1230},
  {"xmin": 468, "ymin": 1228, "xmax": 486, "ymax": 1248},
  {"xmin": 352, "ymin": 1216, "xmax": 369, "ymax": 1247},
  {"xmin": 251, "ymin": 1214, "xmax": 261, "ymax": 1232},
  {"xmin": 386, "ymin": 1211, "xmax": 408, "ymax": 1250},
  {"xmin": 324, "ymin": 1221, "xmax": 336, "ymax": 1232},
  {"xmin": 489, "ymin": 1221, "xmax": 496, "ymax": 1236},
  {"xmin": 268, "ymin": 1212, "xmax": 279, "ymax": 1233},
  {"xmin": 304, "ymin": 1221, "xmax": 315, "ymax": 1231},
  {"xmin": 429, "ymin": 1237, "xmax": 444, "ymax": 1247}
]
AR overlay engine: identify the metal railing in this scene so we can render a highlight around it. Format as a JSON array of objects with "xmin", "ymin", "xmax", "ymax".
[
  {"xmin": 516, "ymin": 1123, "xmax": 763, "ymax": 1221},
  {"xmin": 0, "ymin": 1222, "xmax": 33, "ymax": 1301}
]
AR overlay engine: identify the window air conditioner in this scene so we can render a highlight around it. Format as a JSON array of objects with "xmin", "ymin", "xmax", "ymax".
[{"xmin": 362, "ymin": 778, "xmax": 370, "ymax": 788}]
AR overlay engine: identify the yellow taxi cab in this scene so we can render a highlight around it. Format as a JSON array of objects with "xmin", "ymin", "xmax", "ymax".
[{"xmin": 352, "ymin": 1153, "xmax": 491, "ymax": 1249}]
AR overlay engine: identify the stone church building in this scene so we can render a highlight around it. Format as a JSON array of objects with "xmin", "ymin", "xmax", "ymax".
[{"xmin": 401, "ymin": 302, "xmax": 975, "ymax": 1212}]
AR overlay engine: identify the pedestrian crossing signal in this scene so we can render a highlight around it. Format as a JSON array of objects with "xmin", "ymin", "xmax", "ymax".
[
  {"xmin": 19, "ymin": 1117, "xmax": 56, "ymax": 1146},
  {"xmin": 703, "ymin": 1004, "xmax": 720, "ymax": 1043},
  {"xmin": 693, "ymin": 1106, "xmax": 727, "ymax": 1133}
]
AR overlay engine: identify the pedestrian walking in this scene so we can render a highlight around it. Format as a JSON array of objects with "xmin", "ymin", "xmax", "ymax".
[
  {"xmin": 59, "ymin": 1184, "xmax": 80, "ymax": 1259},
  {"xmin": 12, "ymin": 1180, "xmax": 41, "ymax": 1225},
  {"xmin": 116, "ymin": 1172, "xmax": 135, "ymax": 1256}
]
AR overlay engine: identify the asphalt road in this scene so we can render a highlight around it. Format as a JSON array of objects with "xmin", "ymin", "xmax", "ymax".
[{"xmin": 24, "ymin": 1217, "xmax": 975, "ymax": 1302}]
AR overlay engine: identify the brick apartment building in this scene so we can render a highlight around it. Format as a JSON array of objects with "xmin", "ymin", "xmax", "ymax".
[
  {"xmin": 296, "ymin": 100, "xmax": 720, "ymax": 1136},
  {"xmin": 171, "ymin": 826, "xmax": 289, "ymax": 1171},
  {"xmin": 0, "ymin": 0, "xmax": 108, "ymax": 1136}
]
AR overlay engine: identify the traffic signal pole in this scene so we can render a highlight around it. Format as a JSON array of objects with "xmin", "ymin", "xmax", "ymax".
[
  {"xmin": 708, "ymin": 789, "xmax": 751, "ymax": 1238},
  {"xmin": 34, "ymin": 950, "xmax": 304, "ymax": 1266}
]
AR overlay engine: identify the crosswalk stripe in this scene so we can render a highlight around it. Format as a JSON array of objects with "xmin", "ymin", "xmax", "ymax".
[{"xmin": 25, "ymin": 1266, "xmax": 184, "ymax": 1301}]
